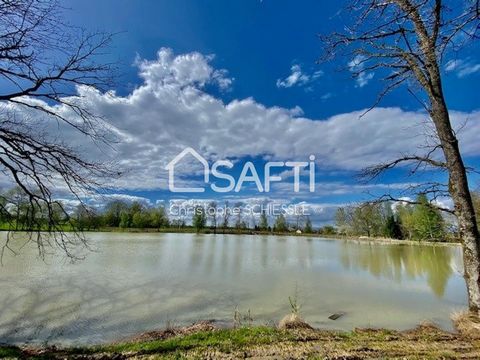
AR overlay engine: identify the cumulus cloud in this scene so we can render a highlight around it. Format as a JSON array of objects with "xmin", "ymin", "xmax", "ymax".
[
  {"xmin": 445, "ymin": 58, "xmax": 480, "ymax": 78},
  {"xmin": 8, "ymin": 48, "xmax": 480, "ymax": 195},
  {"xmin": 135, "ymin": 48, "xmax": 233, "ymax": 90},
  {"xmin": 91, "ymin": 194, "xmax": 153, "ymax": 207},
  {"xmin": 276, "ymin": 64, "xmax": 323, "ymax": 88}
]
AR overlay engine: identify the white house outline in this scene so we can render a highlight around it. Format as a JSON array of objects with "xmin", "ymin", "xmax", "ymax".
[{"xmin": 165, "ymin": 147, "xmax": 209, "ymax": 193}]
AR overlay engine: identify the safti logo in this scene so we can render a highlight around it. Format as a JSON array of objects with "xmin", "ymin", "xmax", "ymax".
[{"xmin": 165, "ymin": 147, "xmax": 316, "ymax": 193}]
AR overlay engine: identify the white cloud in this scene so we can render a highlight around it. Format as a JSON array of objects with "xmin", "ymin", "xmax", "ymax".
[
  {"xmin": 320, "ymin": 92, "xmax": 333, "ymax": 101},
  {"xmin": 356, "ymin": 72, "xmax": 375, "ymax": 87},
  {"xmin": 312, "ymin": 70, "xmax": 324, "ymax": 79},
  {"xmin": 445, "ymin": 58, "xmax": 480, "ymax": 78},
  {"xmin": 348, "ymin": 55, "xmax": 374, "ymax": 87},
  {"xmin": 276, "ymin": 64, "xmax": 323, "ymax": 88},
  {"xmin": 92, "ymin": 194, "xmax": 153, "ymax": 207},
  {"xmin": 7, "ymin": 48, "xmax": 480, "ymax": 194},
  {"xmin": 135, "ymin": 48, "xmax": 233, "ymax": 90}
]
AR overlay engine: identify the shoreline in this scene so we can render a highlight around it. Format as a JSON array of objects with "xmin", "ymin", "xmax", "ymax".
[
  {"xmin": 1, "ymin": 319, "xmax": 479, "ymax": 359},
  {"xmin": 1, "ymin": 227, "xmax": 462, "ymax": 247}
]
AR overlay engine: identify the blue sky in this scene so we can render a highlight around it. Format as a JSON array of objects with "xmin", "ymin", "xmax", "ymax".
[
  {"xmin": 62, "ymin": 0, "xmax": 480, "ymax": 116},
  {"xmin": 57, "ymin": 0, "xmax": 480, "ymax": 225}
]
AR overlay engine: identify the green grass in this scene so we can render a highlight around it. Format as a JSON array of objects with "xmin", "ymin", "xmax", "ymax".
[
  {"xmin": 99, "ymin": 327, "xmax": 291, "ymax": 355},
  {"xmin": 0, "ymin": 346, "xmax": 23, "ymax": 358},
  {"xmin": 1, "ymin": 325, "xmax": 479, "ymax": 359},
  {"xmin": 0, "ymin": 327, "xmax": 292, "ymax": 359}
]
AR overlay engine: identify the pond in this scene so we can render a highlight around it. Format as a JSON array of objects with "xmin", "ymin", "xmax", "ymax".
[{"xmin": 0, "ymin": 233, "xmax": 467, "ymax": 345}]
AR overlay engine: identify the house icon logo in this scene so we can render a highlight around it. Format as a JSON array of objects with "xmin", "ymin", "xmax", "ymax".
[
  {"xmin": 165, "ymin": 147, "xmax": 209, "ymax": 193},
  {"xmin": 166, "ymin": 147, "xmax": 316, "ymax": 194}
]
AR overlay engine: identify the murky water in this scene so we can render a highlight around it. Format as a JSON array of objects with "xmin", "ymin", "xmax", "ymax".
[{"xmin": 0, "ymin": 233, "xmax": 467, "ymax": 345}]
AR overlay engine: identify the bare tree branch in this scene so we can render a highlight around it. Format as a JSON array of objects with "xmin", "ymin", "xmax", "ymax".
[
  {"xmin": 369, "ymin": 193, "xmax": 455, "ymax": 214},
  {"xmin": 320, "ymin": 0, "xmax": 480, "ymax": 313},
  {"xmin": 0, "ymin": 0, "xmax": 120, "ymax": 259}
]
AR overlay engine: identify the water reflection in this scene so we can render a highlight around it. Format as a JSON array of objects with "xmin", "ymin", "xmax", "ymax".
[
  {"xmin": 0, "ymin": 233, "xmax": 467, "ymax": 345},
  {"xmin": 179, "ymin": 235, "xmax": 315, "ymax": 276},
  {"xmin": 339, "ymin": 242, "xmax": 461, "ymax": 297}
]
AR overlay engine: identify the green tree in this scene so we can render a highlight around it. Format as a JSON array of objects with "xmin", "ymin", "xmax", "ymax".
[
  {"xmin": 104, "ymin": 200, "xmax": 129, "ymax": 227},
  {"xmin": 6, "ymin": 187, "xmax": 34, "ymax": 230},
  {"xmin": 274, "ymin": 213, "xmax": 288, "ymax": 232},
  {"xmin": 130, "ymin": 202, "xmax": 144, "ymax": 215},
  {"xmin": 132, "ymin": 211, "xmax": 149, "ymax": 228},
  {"xmin": 411, "ymin": 194, "xmax": 445, "ymax": 241},
  {"xmin": 335, "ymin": 207, "xmax": 352, "ymax": 235},
  {"xmin": 74, "ymin": 205, "xmax": 101, "ymax": 231},
  {"xmin": 119, "ymin": 211, "xmax": 131, "ymax": 228},
  {"xmin": 192, "ymin": 206, "xmax": 206, "ymax": 232},
  {"xmin": 150, "ymin": 206, "xmax": 169, "ymax": 229},
  {"xmin": 396, "ymin": 203, "xmax": 415, "ymax": 240},
  {"xmin": 351, "ymin": 203, "xmax": 383, "ymax": 237},
  {"xmin": 259, "ymin": 210, "xmax": 269, "ymax": 231},
  {"xmin": 320, "ymin": 225, "xmax": 336, "ymax": 235},
  {"xmin": 384, "ymin": 215, "xmax": 402, "ymax": 239},
  {"xmin": 304, "ymin": 216, "xmax": 313, "ymax": 233},
  {"xmin": 0, "ymin": 195, "xmax": 8, "ymax": 224}
]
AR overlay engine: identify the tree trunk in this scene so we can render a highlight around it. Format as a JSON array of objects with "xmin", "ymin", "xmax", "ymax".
[{"xmin": 430, "ymin": 78, "xmax": 480, "ymax": 315}]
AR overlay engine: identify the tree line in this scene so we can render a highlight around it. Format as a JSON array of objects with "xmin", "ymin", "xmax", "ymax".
[
  {"xmin": 2, "ymin": 187, "xmax": 479, "ymax": 239},
  {"xmin": 177, "ymin": 204, "xmax": 321, "ymax": 234},
  {"xmin": 334, "ymin": 193, "xmax": 480, "ymax": 242},
  {"xmin": 0, "ymin": 188, "xmax": 335, "ymax": 234},
  {"xmin": 73, "ymin": 202, "xmax": 326, "ymax": 234}
]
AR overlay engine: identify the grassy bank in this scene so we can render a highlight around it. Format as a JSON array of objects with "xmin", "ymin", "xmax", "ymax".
[{"xmin": 1, "ymin": 322, "xmax": 479, "ymax": 359}]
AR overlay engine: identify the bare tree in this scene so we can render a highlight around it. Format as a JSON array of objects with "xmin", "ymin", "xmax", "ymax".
[
  {"xmin": 207, "ymin": 201, "xmax": 217, "ymax": 233},
  {"xmin": 234, "ymin": 201, "xmax": 244, "ymax": 229},
  {"xmin": 0, "ymin": 0, "xmax": 118, "ymax": 259},
  {"xmin": 221, "ymin": 200, "xmax": 230, "ymax": 232},
  {"xmin": 320, "ymin": 0, "xmax": 480, "ymax": 315}
]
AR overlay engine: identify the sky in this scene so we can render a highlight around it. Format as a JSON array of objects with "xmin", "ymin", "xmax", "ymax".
[{"xmin": 33, "ymin": 0, "xmax": 480, "ymax": 225}]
